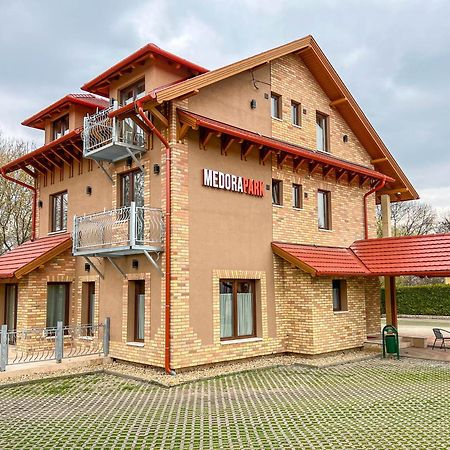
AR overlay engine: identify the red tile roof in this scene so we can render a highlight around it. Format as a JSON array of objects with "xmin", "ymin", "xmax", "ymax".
[
  {"xmin": 0, "ymin": 234, "xmax": 72, "ymax": 279},
  {"xmin": 22, "ymin": 94, "xmax": 109, "ymax": 129},
  {"xmin": 351, "ymin": 233, "xmax": 450, "ymax": 277},
  {"xmin": 82, "ymin": 43, "xmax": 208, "ymax": 97},
  {"xmin": 273, "ymin": 233, "xmax": 450, "ymax": 277},
  {"xmin": 272, "ymin": 242, "xmax": 370, "ymax": 276},
  {"xmin": 178, "ymin": 109, "xmax": 394, "ymax": 184}
]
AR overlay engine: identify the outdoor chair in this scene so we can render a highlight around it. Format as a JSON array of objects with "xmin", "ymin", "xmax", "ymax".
[{"xmin": 432, "ymin": 328, "xmax": 450, "ymax": 350}]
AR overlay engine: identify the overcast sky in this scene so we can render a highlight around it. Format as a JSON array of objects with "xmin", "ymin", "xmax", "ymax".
[{"xmin": 1, "ymin": 0, "xmax": 449, "ymax": 213}]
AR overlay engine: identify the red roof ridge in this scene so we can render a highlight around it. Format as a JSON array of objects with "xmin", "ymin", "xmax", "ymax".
[
  {"xmin": 352, "ymin": 232, "xmax": 450, "ymax": 245},
  {"xmin": 22, "ymin": 94, "xmax": 109, "ymax": 129}
]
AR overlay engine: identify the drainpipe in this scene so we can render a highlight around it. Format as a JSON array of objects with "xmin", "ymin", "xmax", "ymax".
[
  {"xmin": 363, "ymin": 176, "xmax": 387, "ymax": 240},
  {"xmin": 135, "ymin": 100, "xmax": 175, "ymax": 376},
  {"xmin": 0, "ymin": 168, "xmax": 37, "ymax": 241}
]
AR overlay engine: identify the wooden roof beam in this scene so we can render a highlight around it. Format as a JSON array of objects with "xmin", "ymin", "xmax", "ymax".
[
  {"xmin": 277, "ymin": 151, "xmax": 289, "ymax": 169},
  {"xmin": 129, "ymin": 115, "xmax": 152, "ymax": 135},
  {"xmin": 149, "ymin": 106, "xmax": 169, "ymax": 128},
  {"xmin": 241, "ymin": 141, "xmax": 255, "ymax": 160},
  {"xmin": 329, "ymin": 97, "xmax": 347, "ymax": 107},
  {"xmin": 349, "ymin": 173, "xmax": 359, "ymax": 185},
  {"xmin": 260, "ymin": 147, "xmax": 272, "ymax": 164},
  {"xmin": 31, "ymin": 158, "xmax": 50, "ymax": 174},
  {"xmin": 309, "ymin": 161, "xmax": 321, "ymax": 175},
  {"xmin": 323, "ymin": 166, "xmax": 335, "ymax": 179},
  {"xmin": 371, "ymin": 157, "xmax": 388, "ymax": 164},
  {"xmin": 293, "ymin": 157, "xmax": 306, "ymax": 172},
  {"xmin": 200, "ymin": 129, "xmax": 214, "ymax": 149}
]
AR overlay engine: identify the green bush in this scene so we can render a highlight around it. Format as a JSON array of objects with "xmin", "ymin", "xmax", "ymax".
[{"xmin": 381, "ymin": 284, "xmax": 450, "ymax": 316}]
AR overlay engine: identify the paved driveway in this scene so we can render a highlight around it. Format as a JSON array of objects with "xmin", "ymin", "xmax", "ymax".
[{"xmin": 1, "ymin": 358, "xmax": 450, "ymax": 449}]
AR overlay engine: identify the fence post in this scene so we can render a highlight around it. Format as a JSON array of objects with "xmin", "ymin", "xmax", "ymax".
[
  {"xmin": 55, "ymin": 321, "xmax": 63, "ymax": 363},
  {"xmin": 130, "ymin": 202, "xmax": 136, "ymax": 247},
  {"xmin": 103, "ymin": 317, "xmax": 110, "ymax": 357},
  {"xmin": 0, "ymin": 325, "xmax": 8, "ymax": 372}
]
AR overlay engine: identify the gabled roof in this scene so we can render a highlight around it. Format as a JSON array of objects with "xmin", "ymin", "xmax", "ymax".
[
  {"xmin": 273, "ymin": 233, "xmax": 450, "ymax": 277},
  {"xmin": 272, "ymin": 242, "xmax": 370, "ymax": 276},
  {"xmin": 178, "ymin": 110, "xmax": 393, "ymax": 184},
  {"xmin": 81, "ymin": 43, "xmax": 209, "ymax": 97},
  {"xmin": 351, "ymin": 234, "xmax": 450, "ymax": 277},
  {"xmin": 154, "ymin": 36, "xmax": 418, "ymax": 202},
  {"xmin": 22, "ymin": 94, "xmax": 109, "ymax": 130},
  {"xmin": 0, "ymin": 234, "xmax": 72, "ymax": 279}
]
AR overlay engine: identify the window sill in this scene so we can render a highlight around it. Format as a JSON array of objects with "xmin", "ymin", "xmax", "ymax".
[
  {"xmin": 272, "ymin": 204, "xmax": 283, "ymax": 208},
  {"xmin": 316, "ymin": 148, "xmax": 331, "ymax": 154},
  {"xmin": 292, "ymin": 124, "xmax": 302, "ymax": 129},
  {"xmin": 293, "ymin": 207, "xmax": 304, "ymax": 211},
  {"xmin": 318, "ymin": 228, "xmax": 333, "ymax": 232},
  {"xmin": 220, "ymin": 337, "xmax": 263, "ymax": 345},
  {"xmin": 333, "ymin": 310, "xmax": 349, "ymax": 315},
  {"xmin": 126, "ymin": 342, "xmax": 144, "ymax": 347},
  {"xmin": 80, "ymin": 336, "xmax": 94, "ymax": 341},
  {"xmin": 48, "ymin": 230, "xmax": 68, "ymax": 236},
  {"xmin": 271, "ymin": 116, "xmax": 283, "ymax": 122}
]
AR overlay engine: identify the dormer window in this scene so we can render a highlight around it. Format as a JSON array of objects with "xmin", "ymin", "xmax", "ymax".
[
  {"xmin": 52, "ymin": 115, "xmax": 69, "ymax": 140},
  {"xmin": 120, "ymin": 79, "xmax": 145, "ymax": 106}
]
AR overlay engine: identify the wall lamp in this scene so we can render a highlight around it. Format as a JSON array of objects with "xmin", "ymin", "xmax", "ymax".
[
  {"xmin": 153, "ymin": 164, "xmax": 160, "ymax": 175},
  {"xmin": 86, "ymin": 186, "xmax": 92, "ymax": 195}
]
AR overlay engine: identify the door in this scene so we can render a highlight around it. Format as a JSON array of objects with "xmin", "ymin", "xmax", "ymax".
[{"xmin": 5, "ymin": 284, "xmax": 18, "ymax": 344}]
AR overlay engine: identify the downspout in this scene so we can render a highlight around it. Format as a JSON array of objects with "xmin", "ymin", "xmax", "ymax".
[
  {"xmin": 135, "ymin": 99, "xmax": 175, "ymax": 375},
  {"xmin": 363, "ymin": 176, "xmax": 387, "ymax": 240},
  {"xmin": 0, "ymin": 168, "xmax": 37, "ymax": 241}
]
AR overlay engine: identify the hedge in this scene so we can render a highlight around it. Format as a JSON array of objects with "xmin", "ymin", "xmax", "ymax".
[{"xmin": 381, "ymin": 284, "xmax": 450, "ymax": 316}]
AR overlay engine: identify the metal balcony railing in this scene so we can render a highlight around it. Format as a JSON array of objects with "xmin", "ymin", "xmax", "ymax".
[
  {"xmin": 73, "ymin": 202, "xmax": 164, "ymax": 256},
  {"xmin": 82, "ymin": 102, "xmax": 147, "ymax": 162}
]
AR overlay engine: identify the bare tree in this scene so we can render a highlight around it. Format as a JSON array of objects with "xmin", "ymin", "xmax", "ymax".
[
  {"xmin": 437, "ymin": 212, "xmax": 450, "ymax": 233},
  {"xmin": 0, "ymin": 132, "xmax": 35, "ymax": 254},
  {"xmin": 390, "ymin": 201, "xmax": 437, "ymax": 236}
]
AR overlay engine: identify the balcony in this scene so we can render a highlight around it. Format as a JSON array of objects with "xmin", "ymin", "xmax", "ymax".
[
  {"xmin": 73, "ymin": 202, "xmax": 164, "ymax": 257},
  {"xmin": 82, "ymin": 102, "xmax": 147, "ymax": 162}
]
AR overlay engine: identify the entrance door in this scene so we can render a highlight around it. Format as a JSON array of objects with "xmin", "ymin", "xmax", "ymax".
[{"xmin": 5, "ymin": 284, "xmax": 17, "ymax": 332}]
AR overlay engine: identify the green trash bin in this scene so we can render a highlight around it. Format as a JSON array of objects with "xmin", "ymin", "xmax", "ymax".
[{"xmin": 382, "ymin": 325, "xmax": 400, "ymax": 359}]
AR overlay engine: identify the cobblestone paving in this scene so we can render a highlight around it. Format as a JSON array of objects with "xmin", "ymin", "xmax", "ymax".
[{"xmin": 1, "ymin": 358, "xmax": 450, "ymax": 449}]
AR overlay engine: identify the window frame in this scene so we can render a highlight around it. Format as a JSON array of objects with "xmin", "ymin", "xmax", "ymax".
[
  {"xmin": 50, "ymin": 191, "xmax": 68, "ymax": 233},
  {"xmin": 332, "ymin": 280, "xmax": 348, "ymax": 312},
  {"xmin": 291, "ymin": 101, "xmax": 301, "ymax": 126},
  {"xmin": 119, "ymin": 78, "xmax": 146, "ymax": 105},
  {"xmin": 52, "ymin": 114, "xmax": 69, "ymax": 141},
  {"xmin": 272, "ymin": 179, "xmax": 283, "ymax": 206},
  {"xmin": 271, "ymin": 93, "xmax": 282, "ymax": 119},
  {"xmin": 318, "ymin": 190, "xmax": 331, "ymax": 230},
  {"xmin": 220, "ymin": 279, "xmax": 256, "ymax": 341},
  {"xmin": 292, "ymin": 183, "xmax": 303, "ymax": 209},
  {"xmin": 316, "ymin": 111, "xmax": 330, "ymax": 152}
]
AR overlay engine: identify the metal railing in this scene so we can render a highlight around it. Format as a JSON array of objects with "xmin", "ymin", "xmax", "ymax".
[
  {"xmin": 82, "ymin": 102, "xmax": 146, "ymax": 157},
  {"xmin": 0, "ymin": 318, "xmax": 110, "ymax": 371},
  {"xmin": 73, "ymin": 203, "xmax": 164, "ymax": 255}
]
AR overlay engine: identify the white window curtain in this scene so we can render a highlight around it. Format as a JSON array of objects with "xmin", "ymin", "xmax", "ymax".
[
  {"xmin": 136, "ymin": 294, "xmax": 145, "ymax": 340},
  {"xmin": 237, "ymin": 293, "xmax": 253, "ymax": 336},
  {"xmin": 220, "ymin": 293, "xmax": 233, "ymax": 338},
  {"xmin": 47, "ymin": 284, "xmax": 67, "ymax": 328}
]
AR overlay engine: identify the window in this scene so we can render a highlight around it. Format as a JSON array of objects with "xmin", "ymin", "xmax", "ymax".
[
  {"xmin": 292, "ymin": 184, "xmax": 303, "ymax": 209},
  {"xmin": 129, "ymin": 280, "xmax": 145, "ymax": 342},
  {"xmin": 51, "ymin": 191, "xmax": 68, "ymax": 232},
  {"xmin": 120, "ymin": 170, "xmax": 144, "ymax": 207},
  {"xmin": 220, "ymin": 280, "xmax": 256, "ymax": 340},
  {"xmin": 291, "ymin": 101, "xmax": 301, "ymax": 126},
  {"xmin": 120, "ymin": 79, "xmax": 145, "ymax": 105},
  {"xmin": 47, "ymin": 283, "xmax": 70, "ymax": 329},
  {"xmin": 4, "ymin": 284, "xmax": 18, "ymax": 343},
  {"xmin": 332, "ymin": 280, "xmax": 347, "ymax": 312},
  {"xmin": 52, "ymin": 115, "xmax": 69, "ymax": 141},
  {"xmin": 316, "ymin": 112, "xmax": 329, "ymax": 152},
  {"xmin": 271, "ymin": 93, "xmax": 281, "ymax": 119},
  {"xmin": 272, "ymin": 179, "xmax": 282, "ymax": 206},
  {"xmin": 318, "ymin": 190, "xmax": 331, "ymax": 230},
  {"xmin": 81, "ymin": 282, "xmax": 95, "ymax": 335}
]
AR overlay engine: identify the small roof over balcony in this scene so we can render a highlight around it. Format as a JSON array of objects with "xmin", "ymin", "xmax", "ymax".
[
  {"xmin": 0, "ymin": 234, "xmax": 71, "ymax": 280},
  {"xmin": 272, "ymin": 233, "xmax": 450, "ymax": 277},
  {"xmin": 22, "ymin": 94, "xmax": 109, "ymax": 130}
]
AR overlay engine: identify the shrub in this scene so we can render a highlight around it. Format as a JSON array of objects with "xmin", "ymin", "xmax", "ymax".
[{"xmin": 381, "ymin": 284, "xmax": 450, "ymax": 316}]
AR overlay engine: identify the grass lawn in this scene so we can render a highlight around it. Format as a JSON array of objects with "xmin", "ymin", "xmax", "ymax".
[{"xmin": 0, "ymin": 358, "xmax": 449, "ymax": 449}]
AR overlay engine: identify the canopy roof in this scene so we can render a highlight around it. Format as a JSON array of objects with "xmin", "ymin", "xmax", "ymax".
[
  {"xmin": 273, "ymin": 233, "xmax": 450, "ymax": 277},
  {"xmin": 0, "ymin": 234, "xmax": 71, "ymax": 280},
  {"xmin": 178, "ymin": 110, "xmax": 393, "ymax": 186}
]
